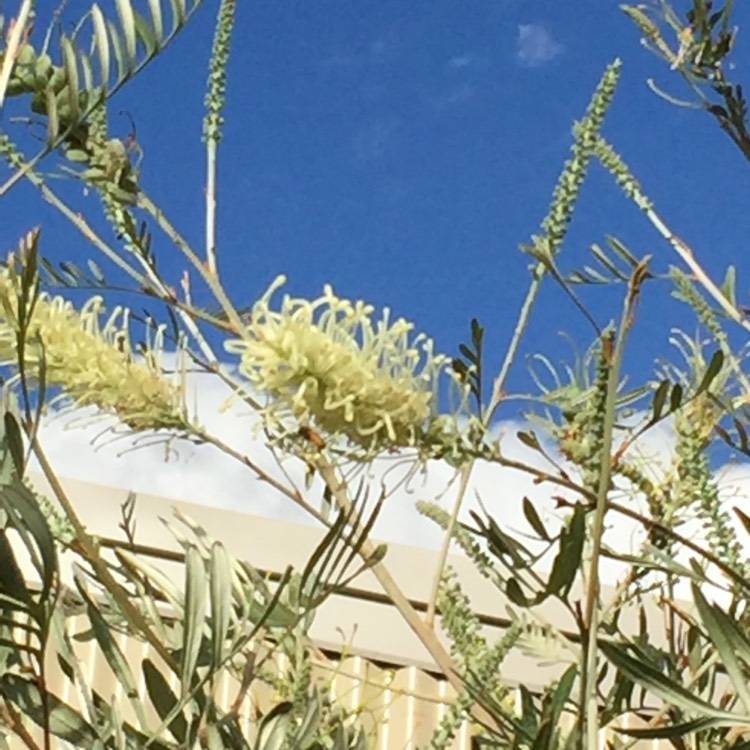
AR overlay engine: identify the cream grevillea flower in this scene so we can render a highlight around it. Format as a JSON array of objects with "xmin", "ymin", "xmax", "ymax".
[
  {"xmin": 226, "ymin": 276, "xmax": 446, "ymax": 451},
  {"xmin": 0, "ymin": 272, "xmax": 186, "ymax": 431}
]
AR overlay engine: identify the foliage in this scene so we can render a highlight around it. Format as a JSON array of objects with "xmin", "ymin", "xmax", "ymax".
[{"xmin": 1, "ymin": 0, "xmax": 750, "ymax": 749}]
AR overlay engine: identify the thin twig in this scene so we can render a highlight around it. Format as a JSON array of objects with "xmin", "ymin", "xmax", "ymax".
[
  {"xmin": 196, "ymin": 429, "xmax": 327, "ymax": 524},
  {"xmin": 138, "ymin": 191, "xmax": 246, "ymax": 337},
  {"xmin": 205, "ymin": 139, "xmax": 218, "ymax": 275},
  {"xmin": 0, "ymin": 700, "xmax": 42, "ymax": 750}
]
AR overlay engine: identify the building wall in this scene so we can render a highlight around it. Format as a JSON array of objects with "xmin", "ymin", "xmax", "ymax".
[{"xmin": 0, "ymin": 474, "xmax": 672, "ymax": 748}]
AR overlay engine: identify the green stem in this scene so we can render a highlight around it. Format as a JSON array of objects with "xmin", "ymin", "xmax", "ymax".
[
  {"xmin": 425, "ymin": 265, "xmax": 547, "ymax": 626},
  {"xmin": 425, "ymin": 461, "xmax": 473, "ymax": 626},
  {"xmin": 487, "ymin": 267, "xmax": 545, "ymax": 422},
  {"xmin": 581, "ymin": 275, "xmax": 637, "ymax": 746}
]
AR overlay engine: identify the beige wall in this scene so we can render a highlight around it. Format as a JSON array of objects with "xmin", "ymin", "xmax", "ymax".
[{"xmin": 0, "ymin": 474, "xmax": 669, "ymax": 748}]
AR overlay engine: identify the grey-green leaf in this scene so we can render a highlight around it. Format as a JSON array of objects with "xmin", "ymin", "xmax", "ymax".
[
  {"xmin": 254, "ymin": 702, "xmax": 293, "ymax": 750},
  {"xmin": 692, "ymin": 583, "xmax": 750, "ymax": 713},
  {"xmin": 1, "ymin": 674, "xmax": 99, "ymax": 745},
  {"xmin": 181, "ymin": 545, "xmax": 207, "ymax": 695},
  {"xmin": 209, "ymin": 541, "xmax": 232, "ymax": 670},
  {"xmin": 600, "ymin": 641, "xmax": 747, "ymax": 722}
]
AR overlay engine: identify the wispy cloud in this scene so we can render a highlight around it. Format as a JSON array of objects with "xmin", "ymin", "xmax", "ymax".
[
  {"xmin": 320, "ymin": 30, "xmax": 400, "ymax": 72},
  {"xmin": 516, "ymin": 23, "xmax": 564, "ymax": 67},
  {"xmin": 432, "ymin": 83, "xmax": 475, "ymax": 110},
  {"xmin": 448, "ymin": 54, "xmax": 474, "ymax": 70},
  {"xmin": 352, "ymin": 118, "xmax": 398, "ymax": 163}
]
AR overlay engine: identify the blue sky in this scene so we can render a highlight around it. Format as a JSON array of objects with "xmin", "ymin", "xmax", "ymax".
[{"xmin": 5, "ymin": 0, "xmax": 750, "ymax": 418}]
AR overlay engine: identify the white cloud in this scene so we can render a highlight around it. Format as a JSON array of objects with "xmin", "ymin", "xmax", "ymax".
[
  {"xmin": 29, "ymin": 368, "xmax": 750, "ymax": 595},
  {"xmin": 516, "ymin": 24, "xmax": 564, "ymax": 68}
]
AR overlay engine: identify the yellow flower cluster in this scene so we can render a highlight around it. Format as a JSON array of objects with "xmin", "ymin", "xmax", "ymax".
[
  {"xmin": 226, "ymin": 276, "xmax": 445, "ymax": 452},
  {"xmin": 0, "ymin": 273, "xmax": 185, "ymax": 431}
]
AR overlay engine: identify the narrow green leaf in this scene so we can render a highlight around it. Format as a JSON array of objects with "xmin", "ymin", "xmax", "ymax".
[
  {"xmin": 458, "ymin": 343, "xmax": 478, "ymax": 364},
  {"xmin": 115, "ymin": 548, "xmax": 184, "ymax": 610},
  {"xmin": 669, "ymin": 383, "xmax": 683, "ymax": 413},
  {"xmin": 591, "ymin": 242, "xmax": 625, "ymax": 277},
  {"xmin": 107, "ymin": 19, "xmax": 128, "ymax": 82},
  {"xmin": 300, "ymin": 508, "xmax": 350, "ymax": 603},
  {"xmin": 506, "ymin": 577, "xmax": 532, "ymax": 607},
  {"xmin": 59, "ymin": 261, "xmax": 89, "ymax": 284},
  {"xmin": 471, "ymin": 513, "xmax": 532, "ymax": 568},
  {"xmin": 516, "ymin": 431, "xmax": 541, "ymax": 451},
  {"xmin": 616, "ymin": 716, "xmax": 737, "ymax": 739},
  {"xmin": 606, "ymin": 235, "xmax": 639, "ymax": 265},
  {"xmin": 74, "ymin": 578, "xmax": 145, "ymax": 725},
  {"xmin": 142, "ymin": 659, "xmax": 188, "ymax": 743},
  {"xmin": 721, "ymin": 265, "xmax": 737, "ymax": 307},
  {"xmin": 78, "ymin": 50, "xmax": 95, "ymax": 94},
  {"xmin": 169, "ymin": 0, "xmax": 187, "ymax": 32},
  {"xmin": 181, "ymin": 545, "xmax": 207, "ymax": 696},
  {"xmin": 296, "ymin": 690, "xmax": 322, "ymax": 746},
  {"xmin": 470, "ymin": 317, "xmax": 483, "ymax": 349},
  {"xmin": 0, "ymin": 617, "xmax": 41, "ymax": 638},
  {"xmin": 254, "ymin": 702, "xmax": 293, "ymax": 750},
  {"xmin": 517, "ymin": 685, "xmax": 538, "ymax": 734},
  {"xmin": 451, "ymin": 358, "xmax": 468, "ymax": 380},
  {"xmin": 0, "ymin": 674, "xmax": 98, "ymax": 745},
  {"xmin": 60, "ymin": 36, "xmax": 80, "ymax": 123},
  {"xmin": 522, "ymin": 497, "xmax": 550, "ymax": 541},
  {"xmin": 87, "ymin": 259, "xmax": 106, "ymax": 284},
  {"xmin": 603, "ymin": 544, "xmax": 705, "ymax": 581},
  {"xmin": 600, "ymin": 641, "xmax": 745, "ymax": 721},
  {"xmin": 209, "ymin": 541, "xmax": 232, "ymax": 670},
  {"xmin": 549, "ymin": 664, "xmax": 576, "ymax": 721},
  {"xmin": 115, "ymin": 0, "xmax": 137, "ymax": 72},
  {"xmin": 90, "ymin": 4, "xmax": 110, "ymax": 85},
  {"xmin": 581, "ymin": 265, "xmax": 611, "ymax": 284},
  {"xmin": 734, "ymin": 506, "xmax": 750, "ymax": 538},
  {"xmin": 650, "ymin": 380, "xmax": 669, "ymax": 422},
  {"xmin": 735, "ymin": 418, "xmax": 749, "ymax": 452},
  {"xmin": 693, "ymin": 584, "xmax": 750, "ymax": 712},
  {"xmin": 133, "ymin": 11, "xmax": 158, "ymax": 57},
  {"xmin": 147, "ymin": 0, "xmax": 164, "ymax": 44},
  {"xmin": 546, "ymin": 503, "xmax": 585, "ymax": 598},
  {"xmin": 3, "ymin": 413, "xmax": 24, "ymax": 477},
  {"xmin": 46, "ymin": 84, "xmax": 59, "ymax": 146},
  {"xmin": 0, "ymin": 482, "xmax": 57, "ymax": 601},
  {"xmin": 39, "ymin": 256, "xmax": 65, "ymax": 285},
  {"xmin": 697, "ymin": 349, "xmax": 724, "ymax": 394},
  {"xmin": 0, "ymin": 532, "xmax": 33, "ymax": 608}
]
